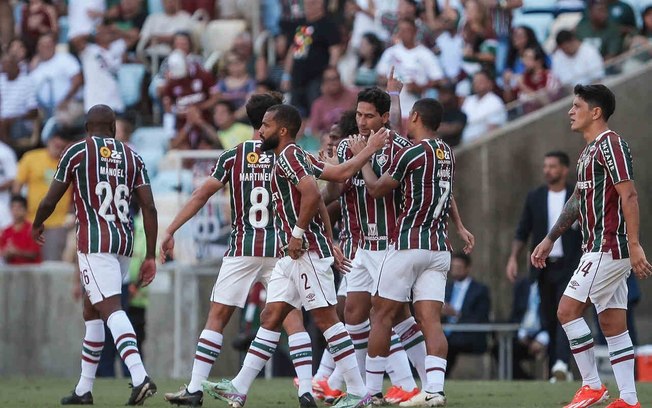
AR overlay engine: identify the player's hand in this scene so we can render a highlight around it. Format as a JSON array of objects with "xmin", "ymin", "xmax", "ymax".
[
  {"xmin": 348, "ymin": 134, "xmax": 366, "ymax": 156},
  {"xmin": 32, "ymin": 224, "xmax": 45, "ymax": 245},
  {"xmin": 457, "ymin": 225, "xmax": 475, "ymax": 254},
  {"xmin": 332, "ymin": 245, "xmax": 352, "ymax": 274},
  {"xmin": 288, "ymin": 236, "xmax": 305, "ymax": 260},
  {"xmin": 531, "ymin": 237, "xmax": 553, "ymax": 269},
  {"xmin": 138, "ymin": 258, "xmax": 157, "ymax": 288},
  {"xmin": 366, "ymin": 128, "xmax": 391, "ymax": 152},
  {"xmin": 629, "ymin": 243, "xmax": 652, "ymax": 279},
  {"xmin": 318, "ymin": 146, "xmax": 339, "ymax": 166},
  {"xmin": 386, "ymin": 66, "xmax": 403, "ymax": 94},
  {"xmin": 506, "ymin": 255, "xmax": 519, "ymax": 283},
  {"xmin": 160, "ymin": 232, "xmax": 174, "ymax": 263}
]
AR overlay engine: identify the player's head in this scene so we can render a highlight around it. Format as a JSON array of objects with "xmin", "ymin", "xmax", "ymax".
[
  {"xmin": 246, "ymin": 92, "xmax": 284, "ymax": 130},
  {"xmin": 326, "ymin": 123, "xmax": 342, "ymax": 153},
  {"xmin": 356, "ymin": 87, "xmax": 390, "ymax": 136},
  {"xmin": 260, "ymin": 104, "xmax": 302, "ymax": 151},
  {"xmin": 543, "ymin": 151, "xmax": 570, "ymax": 186},
  {"xmin": 451, "ymin": 252, "xmax": 472, "ymax": 281},
  {"xmin": 10, "ymin": 195, "xmax": 28, "ymax": 223},
  {"xmin": 569, "ymin": 84, "xmax": 615, "ymax": 132},
  {"xmin": 408, "ymin": 98, "xmax": 443, "ymax": 138},
  {"xmin": 86, "ymin": 104, "xmax": 116, "ymax": 138}
]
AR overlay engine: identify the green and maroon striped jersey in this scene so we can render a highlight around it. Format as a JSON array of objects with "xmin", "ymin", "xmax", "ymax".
[
  {"xmin": 272, "ymin": 143, "xmax": 332, "ymax": 258},
  {"xmin": 53, "ymin": 136, "xmax": 150, "ymax": 256},
  {"xmin": 211, "ymin": 140, "xmax": 277, "ymax": 257},
  {"xmin": 388, "ymin": 139, "xmax": 455, "ymax": 251},
  {"xmin": 337, "ymin": 132, "xmax": 412, "ymax": 251},
  {"xmin": 576, "ymin": 130, "xmax": 634, "ymax": 259}
]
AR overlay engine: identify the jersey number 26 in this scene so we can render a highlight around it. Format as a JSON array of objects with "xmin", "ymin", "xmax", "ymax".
[{"xmin": 96, "ymin": 181, "xmax": 130, "ymax": 223}]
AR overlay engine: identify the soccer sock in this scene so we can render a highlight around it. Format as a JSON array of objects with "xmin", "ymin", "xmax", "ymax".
[
  {"xmin": 394, "ymin": 317, "xmax": 427, "ymax": 385},
  {"xmin": 75, "ymin": 319, "xmax": 104, "ymax": 395},
  {"xmin": 387, "ymin": 331, "xmax": 417, "ymax": 390},
  {"xmin": 346, "ymin": 320, "xmax": 370, "ymax": 377},
  {"xmin": 315, "ymin": 350, "xmax": 336, "ymax": 381},
  {"xmin": 424, "ymin": 355, "xmax": 447, "ymax": 394},
  {"xmin": 231, "ymin": 328, "xmax": 280, "ymax": 395},
  {"xmin": 606, "ymin": 331, "xmax": 637, "ymax": 405},
  {"xmin": 365, "ymin": 355, "xmax": 386, "ymax": 396},
  {"xmin": 324, "ymin": 322, "xmax": 366, "ymax": 397},
  {"xmin": 327, "ymin": 365, "xmax": 344, "ymax": 391},
  {"xmin": 562, "ymin": 317, "xmax": 601, "ymax": 389},
  {"xmin": 187, "ymin": 330, "xmax": 223, "ymax": 393},
  {"xmin": 288, "ymin": 332, "xmax": 313, "ymax": 396},
  {"xmin": 107, "ymin": 310, "xmax": 148, "ymax": 386}
]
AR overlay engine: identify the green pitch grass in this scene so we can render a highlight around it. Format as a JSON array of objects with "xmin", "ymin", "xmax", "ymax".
[{"xmin": 2, "ymin": 378, "xmax": 652, "ymax": 407}]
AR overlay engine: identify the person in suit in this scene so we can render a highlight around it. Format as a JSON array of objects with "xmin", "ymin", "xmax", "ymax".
[
  {"xmin": 443, "ymin": 252, "xmax": 491, "ymax": 377},
  {"xmin": 505, "ymin": 151, "xmax": 583, "ymax": 381}
]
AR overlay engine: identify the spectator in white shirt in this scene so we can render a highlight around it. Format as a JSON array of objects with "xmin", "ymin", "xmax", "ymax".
[
  {"xmin": 551, "ymin": 30, "xmax": 605, "ymax": 87},
  {"xmin": 0, "ymin": 55, "xmax": 38, "ymax": 144},
  {"xmin": 136, "ymin": 0, "xmax": 195, "ymax": 61},
  {"xmin": 376, "ymin": 18, "xmax": 444, "ymax": 118},
  {"xmin": 67, "ymin": 0, "xmax": 105, "ymax": 41},
  {"xmin": 434, "ymin": 8, "xmax": 464, "ymax": 82},
  {"xmin": 461, "ymin": 70, "xmax": 507, "ymax": 143}
]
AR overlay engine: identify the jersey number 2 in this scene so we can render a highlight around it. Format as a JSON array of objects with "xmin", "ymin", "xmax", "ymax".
[
  {"xmin": 96, "ymin": 181, "xmax": 130, "ymax": 223},
  {"xmin": 249, "ymin": 187, "xmax": 270, "ymax": 228}
]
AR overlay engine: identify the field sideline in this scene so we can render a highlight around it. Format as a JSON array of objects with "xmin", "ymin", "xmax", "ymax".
[{"xmin": 2, "ymin": 378, "xmax": 652, "ymax": 407}]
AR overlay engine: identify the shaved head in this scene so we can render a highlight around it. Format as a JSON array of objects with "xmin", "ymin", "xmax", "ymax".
[{"xmin": 86, "ymin": 104, "xmax": 116, "ymax": 137}]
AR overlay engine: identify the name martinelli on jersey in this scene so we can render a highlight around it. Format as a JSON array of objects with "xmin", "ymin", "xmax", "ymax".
[{"xmin": 241, "ymin": 172, "xmax": 272, "ymax": 182}]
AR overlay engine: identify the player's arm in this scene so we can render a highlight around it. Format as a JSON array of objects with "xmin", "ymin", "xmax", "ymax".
[
  {"xmin": 31, "ymin": 180, "xmax": 71, "ymax": 244},
  {"xmin": 387, "ymin": 66, "xmax": 404, "ymax": 136},
  {"xmin": 288, "ymin": 176, "xmax": 322, "ymax": 259},
  {"xmin": 615, "ymin": 180, "xmax": 652, "ymax": 278},
  {"xmin": 133, "ymin": 184, "xmax": 158, "ymax": 287},
  {"xmin": 160, "ymin": 178, "xmax": 224, "ymax": 261},
  {"xmin": 359, "ymin": 162, "xmax": 399, "ymax": 198},
  {"xmin": 449, "ymin": 196, "xmax": 475, "ymax": 254},
  {"xmin": 531, "ymin": 187, "xmax": 580, "ymax": 268},
  {"xmin": 321, "ymin": 181, "xmax": 345, "ymax": 206},
  {"xmin": 318, "ymin": 194, "xmax": 351, "ymax": 273}
]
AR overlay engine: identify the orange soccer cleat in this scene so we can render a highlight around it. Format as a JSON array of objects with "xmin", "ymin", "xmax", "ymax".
[
  {"xmin": 384, "ymin": 386, "xmax": 420, "ymax": 404},
  {"xmin": 605, "ymin": 399, "xmax": 641, "ymax": 408},
  {"xmin": 563, "ymin": 385, "xmax": 609, "ymax": 408},
  {"xmin": 315, "ymin": 379, "xmax": 344, "ymax": 405}
]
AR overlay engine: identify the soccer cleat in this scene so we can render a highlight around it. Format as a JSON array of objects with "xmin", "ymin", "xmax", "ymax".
[
  {"xmin": 563, "ymin": 385, "xmax": 609, "ymax": 408},
  {"xmin": 299, "ymin": 392, "xmax": 318, "ymax": 408},
  {"xmin": 61, "ymin": 390, "xmax": 93, "ymax": 405},
  {"xmin": 202, "ymin": 379, "xmax": 247, "ymax": 408},
  {"xmin": 605, "ymin": 399, "xmax": 641, "ymax": 408},
  {"xmin": 371, "ymin": 392, "xmax": 386, "ymax": 406},
  {"xmin": 293, "ymin": 377, "xmax": 300, "ymax": 389},
  {"xmin": 385, "ymin": 387, "xmax": 420, "ymax": 404},
  {"xmin": 312, "ymin": 378, "xmax": 325, "ymax": 400},
  {"xmin": 399, "ymin": 391, "xmax": 446, "ymax": 407},
  {"xmin": 315, "ymin": 379, "xmax": 344, "ymax": 405},
  {"xmin": 164, "ymin": 386, "xmax": 203, "ymax": 406},
  {"xmin": 332, "ymin": 393, "xmax": 373, "ymax": 408},
  {"xmin": 126, "ymin": 376, "xmax": 157, "ymax": 405}
]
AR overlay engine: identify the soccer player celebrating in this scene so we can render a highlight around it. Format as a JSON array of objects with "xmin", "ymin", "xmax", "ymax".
[
  {"xmin": 32, "ymin": 105, "xmax": 159, "ymax": 405},
  {"xmin": 203, "ymin": 104, "xmax": 378, "ymax": 408},
  {"xmin": 532, "ymin": 84, "xmax": 652, "ymax": 408},
  {"xmin": 351, "ymin": 98, "xmax": 474, "ymax": 407}
]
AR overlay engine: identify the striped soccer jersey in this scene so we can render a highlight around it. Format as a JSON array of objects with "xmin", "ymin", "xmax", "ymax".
[
  {"xmin": 211, "ymin": 140, "xmax": 277, "ymax": 257},
  {"xmin": 53, "ymin": 136, "xmax": 149, "ymax": 256},
  {"xmin": 337, "ymin": 132, "xmax": 412, "ymax": 251},
  {"xmin": 388, "ymin": 139, "xmax": 455, "ymax": 251},
  {"xmin": 576, "ymin": 130, "xmax": 634, "ymax": 259},
  {"xmin": 272, "ymin": 143, "xmax": 332, "ymax": 258}
]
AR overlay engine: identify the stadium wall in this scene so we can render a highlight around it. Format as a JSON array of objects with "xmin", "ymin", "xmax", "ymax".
[{"xmin": 452, "ymin": 61, "xmax": 652, "ymax": 340}]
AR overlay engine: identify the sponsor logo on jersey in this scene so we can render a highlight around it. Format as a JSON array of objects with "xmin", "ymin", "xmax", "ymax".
[
  {"xmin": 306, "ymin": 293, "xmax": 316, "ymax": 302},
  {"xmin": 247, "ymin": 152, "xmax": 259, "ymax": 164},
  {"xmin": 577, "ymin": 180, "xmax": 593, "ymax": 190},
  {"xmin": 368, "ymin": 223, "xmax": 378, "ymax": 237},
  {"xmin": 436, "ymin": 148, "xmax": 451, "ymax": 161},
  {"xmin": 247, "ymin": 152, "xmax": 272, "ymax": 167},
  {"xmin": 569, "ymin": 280, "xmax": 580, "ymax": 290},
  {"xmin": 100, "ymin": 146, "xmax": 111, "ymax": 158}
]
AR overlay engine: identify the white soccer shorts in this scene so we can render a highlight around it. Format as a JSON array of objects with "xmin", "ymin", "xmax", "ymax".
[
  {"xmin": 210, "ymin": 256, "xmax": 278, "ymax": 308},
  {"xmin": 77, "ymin": 252, "xmax": 131, "ymax": 305},
  {"xmin": 346, "ymin": 248, "xmax": 385, "ymax": 293},
  {"xmin": 563, "ymin": 251, "xmax": 631, "ymax": 314}
]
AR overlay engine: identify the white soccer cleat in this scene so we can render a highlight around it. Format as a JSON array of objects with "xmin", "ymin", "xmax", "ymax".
[{"xmin": 398, "ymin": 391, "xmax": 446, "ymax": 407}]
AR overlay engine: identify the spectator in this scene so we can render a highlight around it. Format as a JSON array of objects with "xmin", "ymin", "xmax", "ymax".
[
  {"xmin": 255, "ymin": 35, "xmax": 289, "ymax": 90},
  {"xmin": 436, "ymin": 83, "xmax": 467, "ymax": 147},
  {"xmin": 381, "ymin": 0, "xmax": 437, "ymax": 48},
  {"xmin": 460, "ymin": 0, "xmax": 499, "ymax": 80},
  {"xmin": 20, "ymin": 0, "xmax": 58, "ymax": 55},
  {"xmin": 630, "ymin": 6, "xmax": 652, "ymax": 48},
  {"xmin": 503, "ymin": 26, "xmax": 548, "ymax": 87},
  {"xmin": 151, "ymin": 31, "xmax": 204, "ymax": 100},
  {"xmin": 0, "ymin": 55, "xmax": 38, "ymax": 145},
  {"xmin": 503, "ymin": 47, "xmax": 561, "ymax": 113},
  {"xmin": 278, "ymin": 0, "xmax": 306, "ymax": 43},
  {"xmin": 353, "ymin": 32, "xmax": 384, "ymax": 88},
  {"xmin": 0, "ymin": 140, "xmax": 17, "ymax": 229},
  {"xmin": 229, "ymin": 32, "xmax": 256, "ymax": 78},
  {"xmin": 180, "ymin": 0, "xmax": 215, "ymax": 20},
  {"xmin": 212, "ymin": 52, "xmax": 257, "ymax": 120},
  {"xmin": 376, "ymin": 18, "xmax": 444, "ymax": 118},
  {"xmin": 551, "ymin": 30, "xmax": 605, "ymax": 86},
  {"xmin": 211, "ymin": 101, "xmax": 253, "ymax": 149},
  {"xmin": 29, "ymin": 33, "xmax": 83, "ymax": 120},
  {"xmin": 605, "ymin": 0, "xmax": 638, "ymax": 35},
  {"xmin": 115, "ymin": 118, "xmax": 134, "ymax": 146},
  {"xmin": 136, "ymin": 0, "xmax": 195, "ymax": 62},
  {"xmin": 0, "ymin": 195, "xmax": 42, "ymax": 265},
  {"xmin": 309, "ymin": 67, "xmax": 358, "ymax": 136},
  {"xmin": 67, "ymin": 0, "xmax": 105, "ymax": 41},
  {"xmin": 443, "ymin": 252, "xmax": 491, "ymax": 377},
  {"xmin": 433, "ymin": 8, "xmax": 465, "ymax": 83},
  {"xmin": 478, "ymin": 0, "xmax": 524, "ymax": 74},
  {"xmin": 12, "ymin": 133, "xmax": 72, "ymax": 261},
  {"xmin": 7, "ymin": 38, "xmax": 31, "ymax": 74},
  {"xmin": 76, "ymin": 24, "xmax": 127, "ymax": 114},
  {"xmin": 103, "ymin": 0, "xmax": 148, "ymax": 51},
  {"xmin": 461, "ymin": 70, "xmax": 506, "ymax": 143},
  {"xmin": 575, "ymin": 0, "xmax": 624, "ymax": 60},
  {"xmin": 0, "ymin": 0, "xmax": 12, "ymax": 52},
  {"xmin": 282, "ymin": 0, "xmax": 341, "ymax": 117}
]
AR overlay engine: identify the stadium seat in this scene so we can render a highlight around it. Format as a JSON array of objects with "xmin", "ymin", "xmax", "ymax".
[
  {"xmin": 130, "ymin": 126, "xmax": 172, "ymax": 153},
  {"xmin": 512, "ymin": 13, "xmax": 555, "ymax": 45},
  {"xmin": 147, "ymin": 0, "xmax": 163, "ymax": 14},
  {"xmin": 137, "ymin": 148, "xmax": 164, "ymax": 179},
  {"xmin": 201, "ymin": 19, "xmax": 248, "ymax": 59},
  {"xmin": 118, "ymin": 63, "xmax": 147, "ymax": 108},
  {"xmin": 521, "ymin": 0, "xmax": 557, "ymax": 13},
  {"xmin": 151, "ymin": 169, "xmax": 195, "ymax": 194}
]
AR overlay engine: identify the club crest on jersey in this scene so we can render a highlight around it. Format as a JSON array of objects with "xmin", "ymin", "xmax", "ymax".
[{"xmin": 376, "ymin": 153, "xmax": 388, "ymax": 167}]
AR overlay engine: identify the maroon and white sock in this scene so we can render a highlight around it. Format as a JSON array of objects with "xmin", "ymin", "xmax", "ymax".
[
  {"xmin": 75, "ymin": 319, "xmax": 104, "ymax": 395},
  {"xmin": 188, "ymin": 330, "xmax": 223, "ymax": 393},
  {"xmin": 107, "ymin": 310, "xmax": 148, "ymax": 386}
]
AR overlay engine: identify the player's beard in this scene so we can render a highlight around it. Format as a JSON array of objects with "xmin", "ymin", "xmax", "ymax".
[{"xmin": 260, "ymin": 134, "xmax": 279, "ymax": 151}]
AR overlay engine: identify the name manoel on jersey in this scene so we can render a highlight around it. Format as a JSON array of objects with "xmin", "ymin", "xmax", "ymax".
[{"xmin": 99, "ymin": 146, "xmax": 125, "ymax": 177}]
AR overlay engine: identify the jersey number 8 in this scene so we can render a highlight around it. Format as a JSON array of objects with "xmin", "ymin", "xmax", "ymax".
[
  {"xmin": 249, "ymin": 187, "xmax": 270, "ymax": 228},
  {"xmin": 96, "ymin": 181, "xmax": 130, "ymax": 223}
]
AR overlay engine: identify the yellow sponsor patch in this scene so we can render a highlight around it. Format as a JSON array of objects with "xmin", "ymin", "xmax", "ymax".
[
  {"xmin": 100, "ymin": 146, "xmax": 111, "ymax": 158},
  {"xmin": 246, "ymin": 152, "xmax": 259, "ymax": 164}
]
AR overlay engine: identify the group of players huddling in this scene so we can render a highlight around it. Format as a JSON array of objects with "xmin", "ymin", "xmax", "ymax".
[{"xmin": 33, "ymin": 66, "xmax": 651, "ymax": 408}]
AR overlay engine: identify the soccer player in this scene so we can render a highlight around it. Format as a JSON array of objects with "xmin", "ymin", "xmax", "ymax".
[
  {"xmin": 531, "ymin": 84, "xmax": 652, "ymax": 408},
  {"xmin": 162, "ymin": 94, "xmax": 388, "ymax": 407},
  {"xmin": 32, "ymin": 105, "xmax": 158, "ymax": 405},
  {"xmin": 352, "ymin": 98, "xmax": 474, "ymax": 407},
  {"xmin": 203, "ymin": 104, "xmax": 377, "ymax": 408}
]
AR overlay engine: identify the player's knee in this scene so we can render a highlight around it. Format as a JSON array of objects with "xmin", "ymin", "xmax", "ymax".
[
  {"xmin": 312, "ymin": 308, "xmax": 340, "ymax": 332},
  {"xmin": 205, "ymin": 303, "xmax": 235, "ymax": 332},
  {"xmin": 344, "ymin": 300, "xmax": 368, "ymax": 325},
  {"xmin": 556, "ymin": 304, "xmax": 576, "ymax": 325},
  {"xmin": 82, "ymin": 307, "xmax": 100, "ymax": 322},
  {"xmin": 260, "ymin": 305, "xmax": 284, "ymax": 331},
  {"xmin": 282, "ymin": 310, "xmax": 305, "ymax": 335}
]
